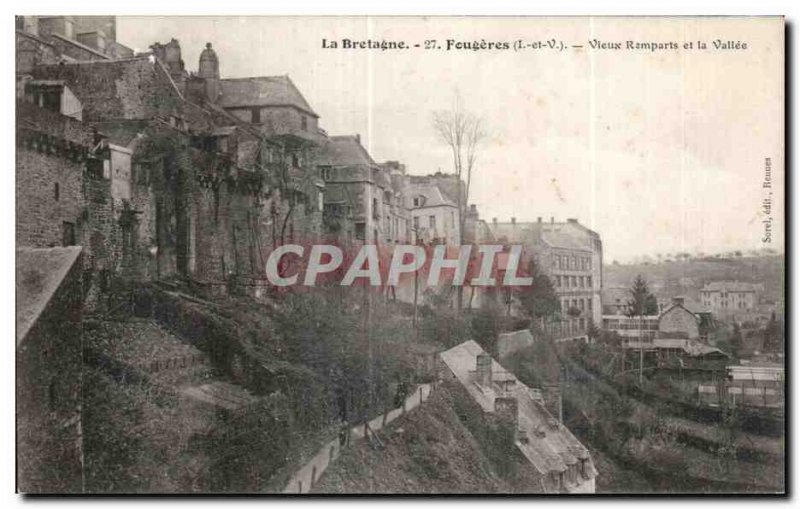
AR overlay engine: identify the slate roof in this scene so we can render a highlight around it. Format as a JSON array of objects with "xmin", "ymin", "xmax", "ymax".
[
  {"xmin": 16, "ymin": 246, "xmax": 82, "ymax": 347},
  {"xmin": 653, "ymin": 338, "xmax": 729, "ymax": 358},
  {"xmin": 219, "ymin": 76, "xmax": 318, "ymax": 117},
  {"xmin": 316, "ymin": 135, "xmax": 376, "ymax": 167},
  {"xmin": 439, "ymin": 340, "xmax": 597, "ymax": 489},
  {"xmin": 701, "ymin": 281, "xmax": 763, "ymax": 293},
  {"xmin": 407, "ymin": 182, "xmax": 457, "ymax": 209},
  {"xmin": 540, "ymin": 230, "xmax": 592, "ymax": 252}
]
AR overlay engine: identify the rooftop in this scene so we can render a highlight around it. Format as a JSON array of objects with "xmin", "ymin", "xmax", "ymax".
[
  {"xmin": 439, "ymin": 340, "xmax": 596, "ymax": 487},
  {"xmin": 218, "ymin": 76, "xmax": 318, "ymax": 117},
  {"xmin": 407, "ymin": 181, "xmax": 457, "ymax": 209},
  {"xmin": 16, "ymin": 246, "xmax": 82, "ymax": 346},
  {"xmin": 316, "ymin": 135, "xmax": 376, "ymax": 167},
  {"xmin": 701, "ymin": 281, "xmax": 764, "ymax": 293}
]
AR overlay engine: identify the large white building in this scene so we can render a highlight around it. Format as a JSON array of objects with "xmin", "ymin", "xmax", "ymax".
[{"xmin": 700, "ymin": 281, "xmax": 762, "ymax": 313}]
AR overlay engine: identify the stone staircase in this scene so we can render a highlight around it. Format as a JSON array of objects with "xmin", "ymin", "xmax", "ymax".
[{"xmin": 85, "ymin": 318, "xmax": 256, "ymax": 411}]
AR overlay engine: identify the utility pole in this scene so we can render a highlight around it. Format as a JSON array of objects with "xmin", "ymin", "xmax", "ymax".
[{"xmin": 639, "ymin": 313, "xmax": 644, "ymax": 385}]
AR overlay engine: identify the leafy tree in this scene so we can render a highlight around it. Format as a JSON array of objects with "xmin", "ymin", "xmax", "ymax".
[{"xmin": 515, "ymin": 259, "xmax": 560, "ymax": 320}]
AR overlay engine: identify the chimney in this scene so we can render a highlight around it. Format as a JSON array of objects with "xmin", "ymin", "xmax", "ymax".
[
  {"xmin": 537, "ymin": 217, "xmax": 542, "ymax": 223},
  {"xmin": 494, "ymin": 397, "xmax": 519, "ymax": 441},
  {"xmin": 550, "ymin": 217, "xmax": 554, "ymax": 224},
  {"xmin": 492, "ymin": 217, "xmax": 498, "ymax": 226},
  {"xmin": 672, "ymin": 296, "xmax": 685, "ymax": 306},
  {"xmin": 567, "ymin": 218, "xmax": 578, "ymax": 223},
  {"xmin": 476, "ymin": 353, "xmax": 492, "ymax": 387},
  {"xmin": 511, "ymin": 217, "xmax": 516, "ymax": 226},
  {"xmin": 543, "ymin": 383, "xmax": 563, "ymax": 423},
  {"xmin": 355, "ymin": 134, "xmax": 361, "ymax": 144}
]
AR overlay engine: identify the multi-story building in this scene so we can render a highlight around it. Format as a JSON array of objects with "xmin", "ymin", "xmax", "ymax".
[
  {"xmin": 700, "ymin": 281, "xmax": 762, "ymax": 313},
  {"xmin": 406, "ymin": 180, "xmax": 460, "ymax": 246},
  {"xmin": 486, "ymin": 217, "xmax": 603, "ymax": 342},
  {"xmin": 315, "ymin": 135, "xmax": 410, "ymax": 245}
]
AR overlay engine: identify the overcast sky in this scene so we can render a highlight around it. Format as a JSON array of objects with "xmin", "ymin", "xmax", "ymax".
[{"xmin": 118, "ymin": 16, "xmax": 783, "ymax": 263}]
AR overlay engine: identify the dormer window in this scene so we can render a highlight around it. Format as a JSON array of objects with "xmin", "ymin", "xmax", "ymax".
[
  {"xmin": 320, "ymin": 166, "xmax": 333, "ymax": 181},
  {"xmin": 412, "ymin": 195, "xmax": 426, "ymax": 207}
]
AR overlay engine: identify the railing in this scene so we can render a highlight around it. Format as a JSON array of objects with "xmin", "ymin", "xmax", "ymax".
[{"xmin": 281, "ymin": 382, "xmax": 437, "ymax": 494}]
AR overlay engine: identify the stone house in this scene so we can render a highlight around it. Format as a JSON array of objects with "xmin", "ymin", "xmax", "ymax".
[{"xmin": 315, "ymin": 134, "xmax": 402, "ymax": 244}]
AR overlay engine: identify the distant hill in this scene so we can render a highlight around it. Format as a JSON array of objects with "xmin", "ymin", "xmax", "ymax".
[{"xmin": 603, "ymin": 255, "xmax": 785, "ymax": 304}]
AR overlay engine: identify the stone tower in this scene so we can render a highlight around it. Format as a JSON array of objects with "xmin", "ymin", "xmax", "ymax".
[{"xmin": 198, "ymin": 42, "xmax": 220, "ymax": 103}]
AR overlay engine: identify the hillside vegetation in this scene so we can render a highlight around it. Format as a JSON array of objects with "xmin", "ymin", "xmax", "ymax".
[
  {"xmin": 312, "ymin": 383, "xmax": 544, "ymax": 494},
  {"xmin": 604, "ymin": 255, "xmax": 784, "ymax": 303}
]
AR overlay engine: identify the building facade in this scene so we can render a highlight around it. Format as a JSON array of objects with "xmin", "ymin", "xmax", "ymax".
[
  {"xmin": 485, "ymin": 217, "xmax": 603, "ymax": 341},
  {"xmin": 700, "ymin": 281, "xmax": 762, "ymax": 313}
]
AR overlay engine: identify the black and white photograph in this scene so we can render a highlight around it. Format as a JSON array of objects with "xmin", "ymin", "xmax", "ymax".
[{"xmin": 11, "ymin": 12, "xmax": 786, "ymax": 496}]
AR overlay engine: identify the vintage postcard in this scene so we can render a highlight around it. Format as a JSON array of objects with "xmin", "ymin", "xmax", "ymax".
[{"xmin": 15, "ymin": 15, "xmax": 784, "ymax": 494}]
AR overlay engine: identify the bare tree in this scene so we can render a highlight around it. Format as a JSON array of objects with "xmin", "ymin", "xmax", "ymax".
[{"xmin": 432, "ymin": 94, "xmax": 486, "ymax": 311}]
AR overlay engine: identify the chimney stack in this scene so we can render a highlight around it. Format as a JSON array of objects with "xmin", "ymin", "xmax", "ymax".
[
  {"xmin": 537, "ymin": 217, "xmax": 542, "ymax": 223},
  {"xmin": 492, "ymin": 217, "xmax": 498, "ymax": 226},
  {"xmin": 672, "ymin": 296, "xmax": 685, "ymax": 306},
  {"xmin": 476, "ymin": 353, "xmax": 493, "ymax": 387},
  {"xmin": 543, "ymin": 384, "xmax": 563, "ymax": 423},
  {"xmin": 550, "ymin": 217, "xmax": 555, "ymax": 224},
  {"xmin": 511, "ymin": 217, "xmax": 516, "ymax": 225},
  {"xmin": 494, "ymin": 396, "xmax": 520, "ymax": 441}
]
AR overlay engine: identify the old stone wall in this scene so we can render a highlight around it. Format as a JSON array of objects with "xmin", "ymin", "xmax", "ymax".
[
  {"xmin": 32, "ymin": 58, "xmax": 185, "ymax": 121},
  {"xmin": 16, "ymin": 251, "xmax": 84, "ymax": 493}
]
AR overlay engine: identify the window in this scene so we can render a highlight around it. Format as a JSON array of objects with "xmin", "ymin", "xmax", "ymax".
[
  {"xmin": 587, "ymin": 276, "xmax": 592, "ymax": 288},
  {"xmin": 429, "ymin": 215, "xmax": 436, "ymax": 231},
  {"xmin": 54, "ymin": 182, "xmax": 59, "ymax": 201},
  {"xmin": 301, "ymin": 115, "xmax": 308, "ymax": 131},
  {"xmin": 372, "ymin": 198, "xmax": 379, "ymax": 219},
  {"xmin": 251, "ymin": 107, "xmax": 261, "ymax": 124},
  {"xmin": 413, "ymin": 216, "xmax": 420, "ymax": 230},
  {"xmin": 320, "ymin": 167, "xmax": 333, "ymax": 181},
  {"xmin": 355, "ymin": 222, "xmax": 366, "ymax": 240},
  {"xmin": 62, "ymin": 221, "xmax": 76, "ymax": 247}
]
